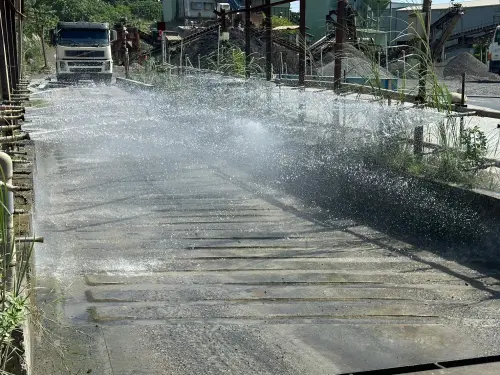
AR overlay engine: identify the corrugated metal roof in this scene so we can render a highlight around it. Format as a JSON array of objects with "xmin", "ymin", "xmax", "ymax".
[{"xmin": 397, "ymin": 0, "xmax": 500, "ymax": 11}]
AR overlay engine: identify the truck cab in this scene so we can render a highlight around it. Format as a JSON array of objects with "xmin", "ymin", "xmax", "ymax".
[
  {"xmin": 52, "ymin": 22, "xmax": 117, "ymax": 83},
  {"xmin": 488, "ymin": 25, "xmax": 500, "ymax": 75}
]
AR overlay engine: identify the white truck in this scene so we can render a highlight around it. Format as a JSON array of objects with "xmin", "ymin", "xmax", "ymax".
[
  {"xmin": 51, "ymin": 22, "xmax": 117, "ymax": 83},
  {"xmin": 488, "ymin": 25, "xmax": 500, "ymax": 75}
]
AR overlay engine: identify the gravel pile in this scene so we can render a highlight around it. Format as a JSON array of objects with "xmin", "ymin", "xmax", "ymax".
[
  {"xmin": 443, "ymin": 52, "xmax": 500, "ymax": 81},
  {"xmin": 321, "ymin": 44, "xmax": 394, "ymax": 78}
]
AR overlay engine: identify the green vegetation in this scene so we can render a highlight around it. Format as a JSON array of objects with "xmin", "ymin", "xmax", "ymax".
[
  {"xmin": 26, "ymin": 0, "xmax": 162, "ymax": 25},
  {"xmin": 357, "ymin": 113, "xmax": 491, "ymax": 189},
  {"xmin": 338, "ymin": 9, "xmax": 495, "ymax": 189},
  {"xmin": 473, "ymin": 43, "xmax": 488, "ymax": 64},
  {"xmin": 0, "ymin": 168, "xmax": 34, "ymax": 373}
]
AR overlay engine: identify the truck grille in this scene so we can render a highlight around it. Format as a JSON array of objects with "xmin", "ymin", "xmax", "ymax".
[
  {"xmin": 69, "ymin": 68, "xmax": 102, "ymax": 73},
  {"xmin": 67, "ymin": 61, "xmax": 103, "ymax": 66},
  {"xmin": 65, "ymin": 50, "xmax": 105, "ymax": 58}
]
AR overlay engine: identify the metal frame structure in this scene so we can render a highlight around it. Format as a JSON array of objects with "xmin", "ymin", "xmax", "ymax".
[{"xmin": 0, "ymin": 0, "xmax": 25, "ymax": 102}]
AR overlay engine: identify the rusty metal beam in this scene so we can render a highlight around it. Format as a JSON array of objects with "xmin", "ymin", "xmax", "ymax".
[
  {"xmin": 0, "ymin": 1, "xmax": 11, "ymax": 101},
  {"xmin": 298, "ymin": 0, "xmax": 305, "ymax": 86},
  {"xmin": 334, "ymin": 0, "xmax": 346, "ymax": 90},
  {"xmin": 265, "ymin": 0, "xmax": 272, "ymax": 81},
  {"xmin": 245, "ymin": 0, "xmax": 251, "ymax": 78},
  {"xmin": 16, "ymin": 0, "xmax": 23, "ymax": 80},
  {"xmin": 5, "ymin": 0, "xmax": 18, "ymax": 91}
]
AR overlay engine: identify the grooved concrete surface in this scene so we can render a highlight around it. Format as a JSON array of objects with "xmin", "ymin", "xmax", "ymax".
[{"xmin": 28, "ymin": 83, "xmax": 500, "ymax": 375}]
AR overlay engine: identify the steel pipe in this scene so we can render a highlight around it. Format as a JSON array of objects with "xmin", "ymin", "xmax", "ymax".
[
  {"xmin": 0, "ymin": 152, "xmax": 14, "ymax": 289},
  {"xmin": 15, "ymin": 236, "xmax": 44, "ymax": 243},
  {"xmin": 0, "ymin": 132, "xmax": 28, "ymax": 143}
]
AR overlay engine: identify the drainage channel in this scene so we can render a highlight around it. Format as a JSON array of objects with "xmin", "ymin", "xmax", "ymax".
[{"xmin": 339, "ymin": 354, "xmax": 500, "ymax": 374}]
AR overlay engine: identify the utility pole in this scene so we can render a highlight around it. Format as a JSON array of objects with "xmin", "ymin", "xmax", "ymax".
[
  {"xmin": 417, "ymin": 0, "xmax": 432, "ymax": 102},
  {"xmin": 265, "ymin": 0, "xmax": 272, "ymax": 81},
  {"xmin": 123, "ymin": 25, "xmax": 130, "ymax": 78},
  {"xmin": 245, "ymin": 0, "xmax": 251, "ymax": 78},
  {"xmin": 334, "ymin": 0, "xmax": 346, "ymax": 90},
  {"xmin": 298, "ymin": 0, "xmax": 306, "ymax": 86}
]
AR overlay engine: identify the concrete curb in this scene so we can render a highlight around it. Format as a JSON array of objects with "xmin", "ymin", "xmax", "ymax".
[
  {"xmin": 465, "ymin": 104, "xmax": 500, "ymax": 119},
  {"xmin": 467, "ymin": 95, "xmax": 500, "ymax": 99},
  {"xmin": 115, "ymin": 77, "xmax": 154, "ymax": 90}
]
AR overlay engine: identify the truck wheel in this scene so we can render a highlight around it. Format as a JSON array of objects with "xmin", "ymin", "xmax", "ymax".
[
  {"xmin": 57, "ymin": 76, "xmax": 74, "ymax": 85},
  {"xmin": 101, "ymin": 75, "xmax": 113, "ymax": 84}
]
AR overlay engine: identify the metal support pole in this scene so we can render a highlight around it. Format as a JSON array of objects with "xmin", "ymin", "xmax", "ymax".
[
  {"xmin": 334, "ymin": 0, "xmax": 346, "ymax": 90},
  {"xmin": 245, "ymin": 0, "xmax": 251, "ymax": 78},
  {"xmin": 298, "ymin": 0, "xmax": 306, "ymax": 86},
  {"xmin": 402, "ymin": 50, "xmax": 406, "ymax": 76},
  {"xmin": 220, "ymin": 8, "xmax": 229, "ymax": 72},
  {"xmin": 459, "ymin": 72, "xmax": 466, "ymax": 138},
  {"xmin": 265, "ymin": 0, "xmax": 272, "ymax": 81},
  {"xmin": 161, "ymin": 32, "xmax": 166, "ymax": 64},
  {"xmin": 320, "ymin": 47, "xmax": 323, "ymax": 76},
  {"xmin": 0, "ymin": 152, "xmax": 14, "ymax": 290},
  {"xmin": 280, "ymin": 52, "xmax": 283, "ymax": 78},
  {"xmin": 385, "ymin": 47, "xmax": 388, "ymax": 71},
  {"xmin": 414, "ymin": 126, "xmax": 424, "ymax": 159},
  {"xmin": 180, "ymin": 40, "xmax": 184, "ymax": 74},
  {"xmin": 217, "ymin": 25, "xmax": 220, "ymax": 68},
  {"xmin": 298, "ymin": 89, "xmax": 306, "ymax": 123},
  {"xmin": 123, "ymin": 26, "xmax": 130, "ymax": 79},
  {"xmin": 460, "ymin": 72, "xmax": 466, "ymax": 107}
]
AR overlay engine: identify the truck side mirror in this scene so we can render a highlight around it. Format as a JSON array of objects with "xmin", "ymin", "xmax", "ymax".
[{"xmin": 111, "ymin": 30, "xmax": 117, "ymax": 42}]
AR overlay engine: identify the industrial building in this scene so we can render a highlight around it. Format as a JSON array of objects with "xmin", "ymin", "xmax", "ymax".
[
  {"xmin": 162, "ymin": 0, "xmax": 291, "ymax": 26},
  {"xmin": 306, "ymin": 0, "xmax": 421, "ymax": 43},
  {"xmin": 307, "ymin": 0, "xmax": 499, "ymax": 58},
  {"xmin": 395, "ymin": 0, "xmax": 500, "ymax": 57}
]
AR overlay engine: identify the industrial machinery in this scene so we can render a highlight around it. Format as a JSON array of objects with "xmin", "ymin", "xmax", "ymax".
[
  {"xmin": 429, "ymin": 3, "xmax": 464, "ymax": 61},
  {"xmin": 112, "ymin": 18, "xmax": 141, "ymax": 66},
  {"xmin": 51, "ymin": 22, "xmax": 116, "ymax": 83}
]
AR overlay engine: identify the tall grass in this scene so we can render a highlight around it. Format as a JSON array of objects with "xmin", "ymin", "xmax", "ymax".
[{"xmin": 0, "ymin": 163, "xmax": 33, "ymax": 374}]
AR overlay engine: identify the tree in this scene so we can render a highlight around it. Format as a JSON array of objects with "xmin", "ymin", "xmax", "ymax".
[
  {"xmin": 129, "ymin": 1, "xmax": 162, "ymax": 21},
  {"xmin": 24, "ymin": 0, "xmax": 58, "ymax": 68}
]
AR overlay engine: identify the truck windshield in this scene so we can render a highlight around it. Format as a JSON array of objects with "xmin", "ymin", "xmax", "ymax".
[
  {"xmin": 59, "ymin": 29, "xmax": 108, "ymax": 46},
  {"xmin": 495, "ymin": 28, "xmax": 500, "ymax": 44}
]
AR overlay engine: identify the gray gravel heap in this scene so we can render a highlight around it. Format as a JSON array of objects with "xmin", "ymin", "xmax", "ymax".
[
  {"xmin": 321, "ymin": 44, "xmax": 394, "ymax": 79},
  {"xmin": 443, "ymin": 52, "xmax": 500, "ymax": 81}
]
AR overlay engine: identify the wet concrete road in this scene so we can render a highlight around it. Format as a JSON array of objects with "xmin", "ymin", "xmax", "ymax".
[{"xmin": 28, "ymin": 83, "xmax": 500, "ymax": 374}]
